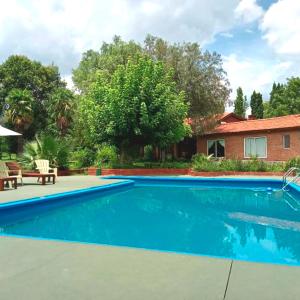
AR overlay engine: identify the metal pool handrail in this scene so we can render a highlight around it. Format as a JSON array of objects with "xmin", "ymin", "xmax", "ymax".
[{"xmin": 282, "ymin": 167, "xmax": 300, "ymax": 190}]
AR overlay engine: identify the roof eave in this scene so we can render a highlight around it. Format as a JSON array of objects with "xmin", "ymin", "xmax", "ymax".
[{"xmin": 200, "ymin": 126, "xmax": 300, "ymax": 137}]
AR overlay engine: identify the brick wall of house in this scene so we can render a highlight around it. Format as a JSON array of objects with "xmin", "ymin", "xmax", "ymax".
[{"xmin": 197, "ymin": 129, "xmax": 300, "ymax": 161}]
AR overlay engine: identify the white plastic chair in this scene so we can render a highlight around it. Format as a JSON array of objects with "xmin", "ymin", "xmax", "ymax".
[{"xmin": 35, "ymin": 160, "xmax": 58, "ymax": 180}]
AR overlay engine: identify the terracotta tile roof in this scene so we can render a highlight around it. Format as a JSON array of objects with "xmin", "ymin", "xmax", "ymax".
[
  {"xmin": 217, "ymin": 112, "xmax": 245, "ymax": 121},
  {"xmin": 205, "ymin": 114, "xmax": 300, "ymax": 135}
]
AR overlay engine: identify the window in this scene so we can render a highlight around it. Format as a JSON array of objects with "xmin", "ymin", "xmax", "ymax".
[
  {"xmin": 283, "ymin": 135, "xmax": 290, "ymax": 149},
  {"xmin": 244, "ymin": 137, "xmax": 267, "ymax": 158},
  {"xmin": 207, "ymin": 139, "xmax": 225, "ymax": 158}
]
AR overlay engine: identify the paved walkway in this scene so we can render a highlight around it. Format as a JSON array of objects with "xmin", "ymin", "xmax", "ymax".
[
  {"xmin": 0, "ymin": 175, "xmax": 121, "ymax": 203},
  {"xmin": 1, "ymin": 236, "xmax": 300, "ymax": 300},
  {"xmin": 1, "ymin": 175, "xmax": 300, "ymax": 299}
]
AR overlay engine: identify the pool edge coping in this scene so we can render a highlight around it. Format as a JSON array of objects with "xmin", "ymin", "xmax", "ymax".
[{"xmin": 0, "ymin": 180, "xmax": 134, "ymax": 209}]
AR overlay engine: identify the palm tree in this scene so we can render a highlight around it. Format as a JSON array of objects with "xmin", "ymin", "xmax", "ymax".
[
  {"xmin": 22, "ymin": 135, "xmax": 70, "ymax": 170},
  {"xmin": 48, "ymin": 88, "xmax": 75, "ymax": 136},
  {"xmin": 5, "ymin": 89, "xmax": 34, "ymax": 130},
  {"xmin": 5, "ymin": 88, "xmax": 34, "ymax": 153}
]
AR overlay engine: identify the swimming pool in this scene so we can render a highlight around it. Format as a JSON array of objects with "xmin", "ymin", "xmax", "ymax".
[{"xmin": 1, "ymin": 176, "xmax": 300, "ymax": 266}]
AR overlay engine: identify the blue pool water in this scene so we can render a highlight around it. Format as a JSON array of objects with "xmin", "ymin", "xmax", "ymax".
[{"xmin": 1, "ymin": 177, "xmax": 300, "ymax": 266}]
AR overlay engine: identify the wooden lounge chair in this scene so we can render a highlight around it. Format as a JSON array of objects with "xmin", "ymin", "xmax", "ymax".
[
  {"xmin": 0, "ymin": 161, "xmax": 20, "ymax": 188},
  {"xmin": 35, "ymin": 159, "xmax": 58, "ymax": 181}
]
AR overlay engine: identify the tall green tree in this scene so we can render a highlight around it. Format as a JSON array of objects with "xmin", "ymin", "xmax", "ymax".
[
  {"xmin": 250, "ymin": 90, "xmax": 264, "ymax": 119},
  {"xmin": 265, "ymin": 78, "xmax": 300, "ymax": 117},
  {"xmin": 73, "ymin": 36, "xmax": 142, "ymax": 93},
  {"xmin": 73, "ymin": 35, "xmax": 230, "ymax": 117},
  {"xmin": 76, "ymin": 57, "xmax": 190, "ymax": 159},
  {"xmin": 144, "ymin": 35, "xmax": 230, "ymax": 117},
  {"xmin": 5, "ymin": 89, "xmax": 34, "ymax": 132},
  {"xmin": 5, "ymin": 89, "xmax": 34, "ymax": 152},
  {"xmin": 47, "ymin": 87, "xmax": 75, "ymax": 136},
  {"xmin": 234, "ymin": 87, "xmax": 248, "ymax": 118},
  {"xmin": 269, "ymin": 82, "xmax": 284, "ymax": 106},
  {"xmin": 0, "ymin": 55, "xmax": 67, "ymax": 138}
]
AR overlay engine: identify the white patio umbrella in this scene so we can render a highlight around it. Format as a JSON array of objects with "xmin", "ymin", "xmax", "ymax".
[{"xmin": 0, "ymin": 125, "xmax": 21, "ymax": 136}]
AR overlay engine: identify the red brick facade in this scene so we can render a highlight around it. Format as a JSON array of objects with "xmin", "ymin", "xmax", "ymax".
[
  {"xmin": 197, "ymin": 129, "xmax": 300, "ymax": 161},
  {"xmin": 96, "ymin": 168, "xmax": 283, "ymax": 176},
  {"xmin": 101, "ymin": 168, "xmax": 190, "ymax": 176}
]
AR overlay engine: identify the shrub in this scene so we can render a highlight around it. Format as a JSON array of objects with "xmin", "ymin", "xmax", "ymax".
[
  {"xmin": 70, "ymin": 148, "xmax": 95, "ymax": 169},
  {"xmin": 22, "ymin": 135, "xmax": 70, "ymax": 169},
  {"xmin": 144, "ymin": 145, "xmax": 154, "ymax": 161},
  {"xmin": 245, "ymin": 157, "xmax": 267, "ymax": 172},
  {"xmin": 285, "ymin": 157, "xmax": 300, "ymax": 171},
  {"xmin": 191, "ymin": 153, "xmax": 220, "ymax": 171},
  {"xmin": 95, "ymin": 144, "xmax": 118, "ymax": 168},
  {"xmin": 192, "ymin": 154, "xmax": 285, "ymax": 172}
]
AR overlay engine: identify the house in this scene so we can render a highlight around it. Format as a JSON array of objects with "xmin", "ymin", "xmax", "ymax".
[
  {"xmin": 197, "ymin": 114, "xmax": 300, "ymax": 161},
  {"xmin": 174, "ymin": 112, "xmax": 244, "ymax": 159}
]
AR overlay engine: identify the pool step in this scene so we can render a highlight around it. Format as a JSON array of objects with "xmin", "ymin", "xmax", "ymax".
[{"xmin": 284, "ymin": 192, "xmax": 300, "ymax": 211}]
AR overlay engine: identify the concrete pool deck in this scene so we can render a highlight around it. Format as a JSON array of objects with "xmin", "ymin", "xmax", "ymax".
[
  {"xmin": 0, "ymin": 175, "xmax": 122, "ymax": 204},
  {"xmin": 1, "ymin": 175, "xmax": 300, "ymax": 299}
]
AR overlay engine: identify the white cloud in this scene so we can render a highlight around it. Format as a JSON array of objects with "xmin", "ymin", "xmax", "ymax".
[
  {"xmin": 223, "ymin": 54, "xmax": 294, "ymax": 102},
  {"xmin": 235, "ymin": 0, "xmax": 264, "ymax": 23},
  {"xmin": 261, "ymin": 0, "xmax": 300, "ymax": 56},
  {"xmin": 220, "ymin": 32, "xmax": 234, "ymax": 38},
  {"xmin": 0, "ymin": 0, "xmax": 240, "ymax": 75}
]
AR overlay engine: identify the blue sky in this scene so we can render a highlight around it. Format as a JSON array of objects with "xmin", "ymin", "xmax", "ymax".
[
  {"xmin": 206, "ymin": 0, "xmax": 300, "ymax": 101},
  {"xmin": 0, "ymin": 0, "xmax": 299, "ymax": 102}
]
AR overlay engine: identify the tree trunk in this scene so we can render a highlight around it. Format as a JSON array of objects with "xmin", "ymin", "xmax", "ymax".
[
  {"xmin": 139, "ymin": 146, "xmax": 144, "ymax": 158},
  {"xmin": 120, "ymin": 142, "xmax": 126, "ymax": 164},
  {"xmin": 154, "ymin": 146, "xmax": 160, "ymax": 161},
  {"xmin": 173, "ymin": 144, "xmax": 178, "ymax": 159},
  {"xmin": 17, "ymin": 135, "xmax": 24, "ymax": 154},
  {"xmin": 160, "ymin": 148, "xmax": 166, "ymax": 162}
]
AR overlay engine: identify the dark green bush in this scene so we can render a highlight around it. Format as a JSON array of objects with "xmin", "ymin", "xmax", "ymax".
[
  {"xmin": 192, "ymin": 153, "xmax": 220, "ymax": 171},
  {"xmin": 192, "ymin": 154, "xmax": 284, "ymax": 172},
  {"xmin": 95, "ymin": 144, "xmax": 118, "ymax": 168},
  {"xmin": 144, "ymin": 145, "xmax": 154, "ymax": 161},
  {"xmin": 70, "ymin": 148, "xmax": 95, "ymax": 169},
  {"xmin": 285, "ymin": 157, "xmax": 300, "ymax": 171}
]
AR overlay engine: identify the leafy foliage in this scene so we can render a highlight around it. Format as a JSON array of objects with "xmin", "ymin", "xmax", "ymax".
[
  {"xmin": 234, "ymin": 87, "xmax": 248, "ymax": 118},
  {"xmin": 70, "ymin": 148, "xmax": 96, "ymax": 169},
  {"xmin": 72, "ymin": 35, "xmax": 230, "ymax": 117},
  {"xmin": 144, "ymin": 35, "xmax": 230, "ymax": 117},
  {"xmin": 285, "ymin": 157, "xmax": 300, "ymax": 171},
  {"xmin": 265, "ymin": 78, "xmax": 300, "ymax": 117},
  {"xmin": 5, "ymin": 89, "xmax": 34, "ymax": 131},
  {"xmin": 192, "ymin": 153, "xmax": 284, "ymax": 172},
  {"xmin": 47, "ymin": 87, "xmax": 75, "ymax": 136},
  {"xmin": 250, "ymin": 90, "xmax": 264, "ymax": 119},
  {"xmin": 77, "ymin": 56, "xmax": 190, "ymax": 158},
  {"xmin": 22, "ymin": 135, "xmax": 70, "ymax": 169},
  {"xmin": 0, "ymin": 55, "xmax": 71, "ymax": 138},
  {"xmin": 143, "ymin": 145, "xmax": 154, "ymax": 161},
  {"xmin": 95, "ymin": 144, "xmax": 118, "ymax": 167},
  {"xmin": 73, "ymin": 36, "xmax": 142, "ymax": 93}
]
